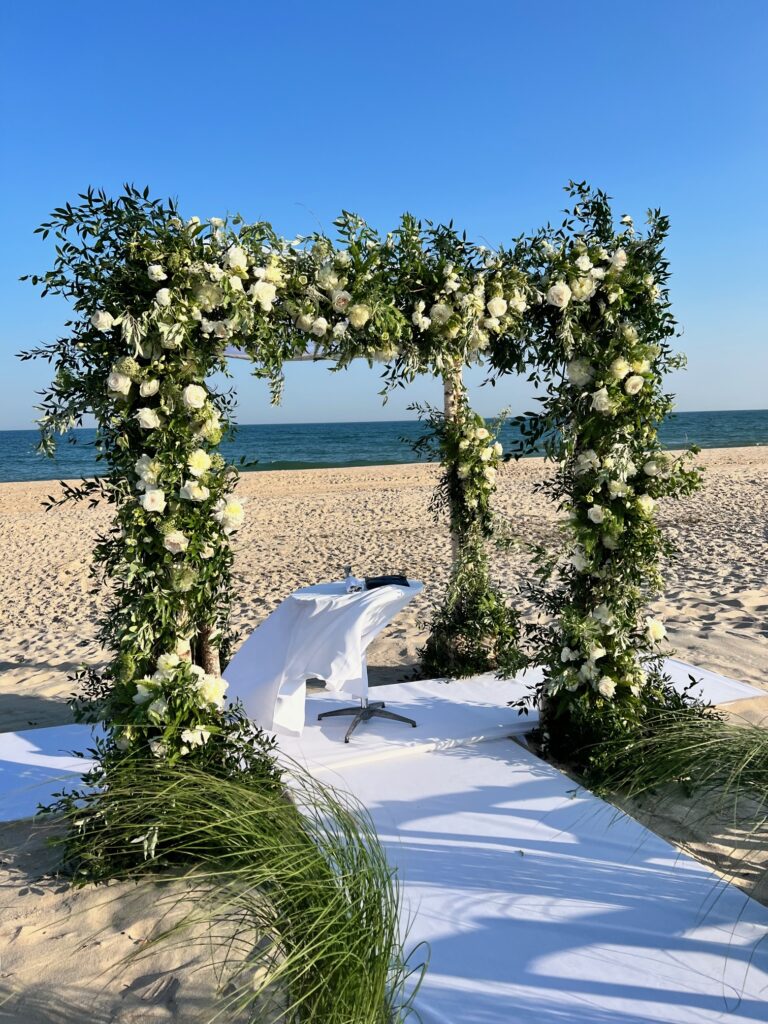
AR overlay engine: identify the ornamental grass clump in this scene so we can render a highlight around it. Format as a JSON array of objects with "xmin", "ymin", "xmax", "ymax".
[{"xmin": 54, "ymin": 760, "xmax": 422, "ymax": 1024}]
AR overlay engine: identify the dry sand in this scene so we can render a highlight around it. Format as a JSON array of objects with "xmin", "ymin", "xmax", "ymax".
[{"xmin": 1, "ymin": 448, "xmax": 767, "ymax": 1020}]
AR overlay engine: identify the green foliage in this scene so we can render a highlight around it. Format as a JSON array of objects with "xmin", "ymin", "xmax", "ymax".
[
  {"xmin": 419, "ymin": 526, "xmax": 525, "ymax": 679},
  {"xmin": 50, "ymin": 760, "xmax": 422, "ymax": 1023},
  {"xmin": 494, "ymin": 182, "xmax": 705, "ymax": 763}
]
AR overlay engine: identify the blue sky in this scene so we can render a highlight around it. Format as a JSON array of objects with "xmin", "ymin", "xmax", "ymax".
[{"xmin": 1, "ymin": 0, "xmax": 766, "ymax": 429}]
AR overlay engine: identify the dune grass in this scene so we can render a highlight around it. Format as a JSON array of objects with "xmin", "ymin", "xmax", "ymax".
[{"xmin": 54, "ymin": 759, "xmax": 424, "ymax": 1023}]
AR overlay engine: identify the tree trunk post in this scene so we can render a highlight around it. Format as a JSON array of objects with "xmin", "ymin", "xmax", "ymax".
[
  {"xmin": 198, "ymin": 625, "xmax": 222, "ymax": 676},
  {"xmin": 442, "ymin": 359, "xmax": 464, "ymax": 564}
]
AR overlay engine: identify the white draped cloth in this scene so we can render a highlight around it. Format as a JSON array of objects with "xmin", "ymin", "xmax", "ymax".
[{"xmin": 225, "ymin": 580, "xmax": 423, "ymax": 735}]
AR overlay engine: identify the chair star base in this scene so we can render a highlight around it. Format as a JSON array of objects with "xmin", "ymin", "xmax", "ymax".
[{"xmin": 317, "ymin": 699, "xmax": 417, "ymax": 743}]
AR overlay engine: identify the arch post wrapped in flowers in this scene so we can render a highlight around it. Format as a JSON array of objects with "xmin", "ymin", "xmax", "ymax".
[{"xmin": 499, "ymin": 183, "xmax": 703, "ymax": 776}]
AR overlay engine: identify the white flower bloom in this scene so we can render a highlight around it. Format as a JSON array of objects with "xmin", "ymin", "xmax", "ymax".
[
  {"xmin": 296, "ymin": 313, "xmax": 314, "ymax": 332},
  {"xmin": 90, "ymin": 310, "xmax": 115, "ymax": 331},
  {"xmin": 636, "ymin": 493, "xmax": 655, "ymax": 515},
  {"xmin": 149, "ymin": 739, "xmax": 167, "ymax": 759},
  {"xmin": 197, "ymin": 674, "xmax": 228, "ymax": 708},
  {"xmin": 311, "ymin": 316, "xmax": 329, "ymax": 337},
  {"xmin": 622, "ymin": 324, "xmax": 639, "ymax": 344},
  {"xmin": 486, "ymin": 296, "xmax": 508, "ymax": 318},
  {"xmin": 180, "ymin": 478, "xmax": 210, "ymax": 502},
  {"xmin": 155, "ymin": 288, "xmax": 172, "ymax": 307},
  {"xmin": 632, "ymin": 358, "xmax": 651, "ymax": 374},
  {"xmin": 624, "ymin": 374, "xmax": 644, "ymax": 395},
  {"xmin": 643, "ymin": 460, "xmax": 660, "ymax": 477},
  {"xmin": 610, "ymin": 249, "xmax": 628, "ymax": 271},
  {"xmin": 590, "ymin": 387, "xmax": 614, "ymax": 414},
  {"xmin": 579, "ymin": 660, "xmax": 600, "ymax": 682},
  {"xmin": 429, "ymin": 302, "xmax": 453, "ymax": 326},
  {"xmin": 480, "ymin": 447, "xmax": 493, "ymax": 462},
  {"xmin": 575, "ymin": 254, "xmax": 593, "ymax": 272},
  {"xmin": 140, "ymin": 379, "xmax": 160, "ymax": 397},
  {"xmin": 570, "ymin": 276, "xmax": 597, "ymax": 302},
  {"xmin": 225, "ymin": 245, "xmax": 248, "ymax": 272},
  {"xmin": 163, "ymin": 529, "xmax": 189, "ymax": 555},
  {"xmin": 570, "ymin": 548, "xmax": 588, "ymax": 572},
  {"xmin": 228, "ymin": 274, "xmax": 244, "ymax": 292},
  {"xmin": 182, "ymin": 384, "xmax": 207, "ymax": 410},
  {"xmin": 588, "ymin": 645, "xmax": 607, "ymax": 662},
  {"xmin": 180, "ymin": 726, "xmax": 211, "ymax": 747},
  {"xmin": 148, "ymin": 264, "xmax": 167, "ymax": 282},
  {"xmin": 107, "ymin": 371, "xmax": 131, "ymax": 395},
  {"xmin": 316, "ymin": 265, "xmax": 339, "ymax": 291},
  {"xmin": 574, "ymin": 449, "xmax": 600, "ymax": 475},
  {"xmin": 590, "ymin": 603, "xmax": 613, "ymax": 625},
  {"xmin": 200, "ymin": 543, "xmax": 215, "ymax": 559},
  {"xmin": 566, "ymin": 359, "xmax": 594, "ymax": 388},
  {"xmin": 332, "ymin": 320, "xmax": 349, "ymax": 338},
  {"xmin": 156, "ymin": 652, "xmax": 180, "ymax": 675},
  {"xmin": 331, "ymin": 289, "xmax": 352, "ymax": 313},
  {"xmin": 140, "ymin": 487, "xmax": 166, "ymax": 513},
  {"xmin": 133, "ymin": 682, "xmax": 153, "ymax": 705},
  {"xmin": 348, "ymin": 303, "xmax": 371, "ymax": 329},
  {"xmin": 474, "ymin": 427, "xmax": 490, "ymax": 441},
  {"xmin": 159, "ymin": 323, "xmax": 185, "ymax": 349},
  {"xmin": 148, "ymin": 697, "xmax": 168, "ymax": 719},
  {"xmin": 609, "ymin": 357, "xmax": 631, "ymax": 380},
  {"xmin": 587, "ymin": 505, "xmax": 606, "ymax": 524},
  {"xmin": 483, "ymin": 467, "xmax": 497, "ymax": 484},
  {"xmin": 597, "ymin": 676, "xmax": 616, "ymax": 698},
  {"xmin": 607, "ymin": 479, "xmax": 631, "ymax": 499},
  {"xmin": 209, "ymin": 217, "xmax": 225, "ymax": 228},
  {"xmin": 214, "ymin": 497, "xmax": 245, "ymax": 534},
  {"xmin": 546, "ymin": 281, "xmax": 572, "ymax": 308},
  {"xmin": 187, "ymin": 448, "xmax": 212, "ymax": 477},
  {"xmin": 493, "ymin": 441, "xmax": 503, "ymax": 456},
  {"xmin": 457, "ymin": 464, "xmax": 470, "ymax": 480},
  {"xmin": 602, "ymin": 534, "xmax": 619, "ymax": 549},
  {"xmin": 249, "ymin": 279, "xmax": 277, "ymax": 312},
  {"xmin": 135, "ymin": 454, "xmax": 159, "ymax": 483},
  {"xmin": 645, "ymin": 617, "xmax": 667, "ymax": 643},
  {"xmin": 560, "ymin": 646, "xmax": 578, "ymax": 663}
]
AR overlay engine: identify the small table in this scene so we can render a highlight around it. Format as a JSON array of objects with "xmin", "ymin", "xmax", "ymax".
[{"xmin": 225, "ymin": 579, "xmax": 423, "ymax": 736}]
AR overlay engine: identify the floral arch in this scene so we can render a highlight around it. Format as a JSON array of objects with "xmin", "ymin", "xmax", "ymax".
[{"xmin": 21, "ymin": 182, "xmax": 699, "ymax": 783}]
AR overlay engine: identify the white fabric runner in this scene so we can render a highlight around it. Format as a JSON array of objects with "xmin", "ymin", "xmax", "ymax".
[{"xmin": 225, "ymin": 580, "xmax": 422, "ymax": 734}]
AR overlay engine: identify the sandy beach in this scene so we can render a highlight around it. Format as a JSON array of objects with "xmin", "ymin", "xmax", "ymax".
[{"xmin": 1, "ymin": 447, "xmax": 767, "ymax": 1020}]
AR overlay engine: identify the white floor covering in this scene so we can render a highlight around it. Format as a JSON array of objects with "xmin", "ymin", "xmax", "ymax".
[{"xmin": 1, "ymin": 662, "xmax": 767, "ymax": 1021}]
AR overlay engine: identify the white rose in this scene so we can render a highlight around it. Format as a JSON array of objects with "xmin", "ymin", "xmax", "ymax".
[
  {"xmin": 570, "ymin": 276, "xmax": 597, "ymax": 302},
  {"xmin": 589, "ymin": 645, "xmax": 607, "ymax": 662},
  {"xmin": 546, "ymin": 281, "xmax": 572, "ymax": 308},
  {"xmin": 90, "ymin": 310, "xmax": 115, "ymax": 331},
  {"xmin": 607, "ymin": 479, "xmax": 631, "ymax": 499},
  {"xmin": 643, "ymin": 460, "xmax": 660, "ymax": 477},
  {"xmin": 182, "ymin": 384, "xmax": 207, "ymax": 410},
  {"xmin": 574, "ymin": 449, "xmax": 600, "ymax": 475},
  {"xmin": 200, "ymin": 544, "xmax": 215, "ymax": 559},
  {"xmin": 107, "ymin": 371, "xmax": 131, "ymax": 395},
  {"xmin": 163, "ymin": 530, "xmax": 189, "ymax": 555},
  {"xmin": 508, "ymin": 289, "xmax": 527, "ymax": 313},
  {"xmin": 483, "ymin": 467, "xmax": 497, "ymax": 484},
  {"xmin": 311, "ymin": 316, "xmax": 329, "ymax": 337},
  {"xmin": 587, "ymin": 505, "xmax": 605, "ymax": 524},
  {"xmin": 148, "ymin": 697, "xmax": 169, "ymax": 719},
  {"xmin": 597, "ymin": 677, "xmax": 616, "ymax": 698},
  {"xmin": 214, "ymin": 497, "xmax": 245, "ymax": 534},
  {"xmin": 632, "ymin": 358, "xmax": 651, "ymax": 374},
  {"xmin": 187, "ymin": 448, "xmax": 212, "ymax": 477},
  {"xmin": 575, "ymin": 254, "xmax": 593, "ymax": 272},
  {"xmin": 624, "ymin": 374, "xmax": 644, "ymax": 396},
  {"xmin": 140, "ymin": 487, "xmax": 166, "ymax": 513},
  {"xmin": 225, "ymin": 245, "xmax": 248, "ymax": 272},
  {"xmin": 249, "ymin": 279, "xmax": 277, "ymax": 312},
  {"xmin": 133, "ymin": 682, "xmax": 153, "ymax": 705},
  {"xmin": 486, "ymin": 296, "xmax": 508, "ymax": 318},
  {"xmin": 180, "ymin": 478, "xmax": 210, "ymax": 502},
  {"xmin": 622, "ymin": 324, "xmax": 639, "ymax": 344},
  {"xmin": 590, "ymin": 603, "xmax": 613, "ymax": 625},
  {"xmin": 135, "ymin": 407, "xmax": 162, "ymax": 430},
  {"xmin": 645, "ymin": 617, "xmax": 666, "ymax": 644},
  {"xmin": 610, "ymin": 249, "xmax": 628, "ymax": 271},
  {"xmin": 296, "ymin": 313, "xmax": 314, "ymax": 332},
  {"xmin": 570, "ymin": 549, "xmax": 588, "ymax": 572},
  {"xmin": 155, "ymin": 288, "xmax": 172, "ymax": 307},
  {"xmin": 609, "ymin": 358, "xmax": 631, "ymax": 380},
  {"xmin": 493, "ymin": 441, "xmax": 503, "ymax": 456},
  {"xmin": 560, "ymin": 647, "xmax": 578, "ymax": 663},
  {"xmin": 480, "ymin": 447, "xmax": 493, "ymax": 462},
  {"xmin": 316, "ymin": 266, "xmax": 339, "ymax": 291},
  {"xmin": 149, "ymin": 739, "xmax": 167, "ymax": 759},
  {"xmin": 228, "ymin": 274, "xmax": 243, "ymax": 292},
  {"xmin": 139, "ymin": 379, "xmax": 160, "ymax": 397},
  {"xmin": 148, "ymin": 264, "xmax": 167, "ymax": 282},
  {"xmin": 566, "ymin": 359, "xmax": 595, "ymax": 388},
  {"xmin": 590, "ymin": 388, "xmax": 614, "ymax": 414},
  {"xmin": 331, "ymin": 289, "xmax": 352, "ymax": 313},
  {"xmin": 197, "ymin": 674, "xmax": 228, "ymax": 708},
  {"xmin": 636, "ymin": 493, "xmax": 655, "ymax": 516}
]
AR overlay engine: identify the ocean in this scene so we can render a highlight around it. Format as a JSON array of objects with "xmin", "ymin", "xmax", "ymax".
[{"xmin": 0, "ymin": 409, "xmax": 766, "ymax": 484}]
